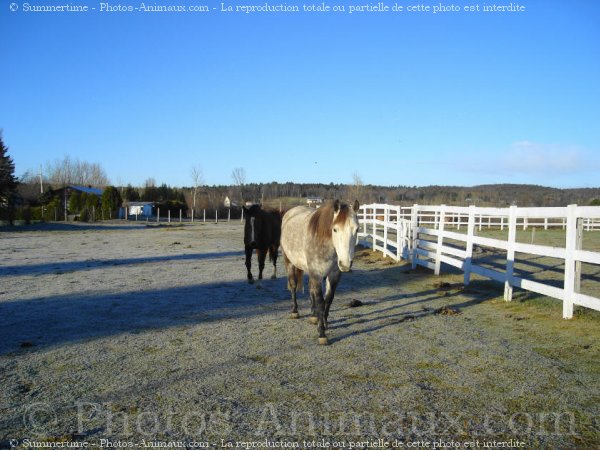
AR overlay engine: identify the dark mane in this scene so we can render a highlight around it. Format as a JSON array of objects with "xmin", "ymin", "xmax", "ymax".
[{"xmin": 308, "ymin": 201, "xmax": 350, "ymax": 243}]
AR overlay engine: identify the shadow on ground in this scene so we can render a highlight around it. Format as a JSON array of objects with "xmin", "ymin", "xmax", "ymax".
[{"xmin": 0, "ymin": 252, "xmax": 502, "ymax": 355}]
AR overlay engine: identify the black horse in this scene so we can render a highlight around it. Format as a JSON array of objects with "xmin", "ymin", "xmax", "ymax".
[{"xmin": 243, "ymin": 204, "xmax": 282, "ymax": 284}]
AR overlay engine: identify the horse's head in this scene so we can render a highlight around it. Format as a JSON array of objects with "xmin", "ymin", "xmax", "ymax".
[
  {"xmin": 331, "ymin": 199, "xmax": 360, "ymax": 272},
  {"xmin": 243, "ymin": 204, "xmax": 263, "ymax": 248}
]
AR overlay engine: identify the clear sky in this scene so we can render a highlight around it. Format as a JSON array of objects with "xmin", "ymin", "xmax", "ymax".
[{"xmin": 1, "ymin": 0, "xmax": 599, "ymax": 188}]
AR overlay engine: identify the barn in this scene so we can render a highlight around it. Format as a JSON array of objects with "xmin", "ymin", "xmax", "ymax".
[{"xmin": 52, "ymin": 185, "xmax": 104, "ymax": 220}]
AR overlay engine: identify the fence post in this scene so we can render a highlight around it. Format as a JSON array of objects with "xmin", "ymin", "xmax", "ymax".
[
  {"xmin": 203, "ymin": 209, "xmax": 206, "ymax": 223},
  {"xmin": 215, "ymin": 209, "xmax": 218, "ymax": 223},
  {"xmin": 241, "ymin": 208, "xmax": 244, "ymax": 223},
  {"xmin": 168, "ymin": 210, "xmax": 171, "ymax": 223},
  {"xmin": 410, "ymin": 204, "xmax": 419, "ymax": 269},
  {"xmin": 372, "ymin": 206, "xmax": 377, "ymax": 253},
  {"xmin": 192, "ymin": 209, "xmax": 194, "ymax": 223},
  {"xmin": 575, "ymin": 214, "xmax": 583, "ymax": 294},
  {"xmin": 228, "ymin": 208, "xmax": 231, "ymax": 222},
  {"xmin": 395, "ymin": 205, "xmax": 402, "ymax": 260},
  {"xmin": 157, "ymin": 207, "xmax": 160, "ymax": 223},
  {"xmin": 504, "ymin": 205, "xmax": 517, "ymax": 301},
  {"xmin": 464, "ymin": 205, "xmax": 476, "ymax": 285},
  {"xmin": 180, "ymin": 209, "xmax": 182, "ymax": 223},
  {"xmin": 434, "ymin": 205, "xmax": 446, "ymax": 276},
  {"xmin": 383, "ymin": 205, "xmax": 389, "ymax": 258},
  {"xmin": 563, "ymin": 204, "xmax": 578, "ymax": 319}
]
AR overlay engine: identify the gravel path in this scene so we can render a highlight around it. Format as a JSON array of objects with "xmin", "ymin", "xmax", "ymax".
[{"xmin": 0, "ymin": 222, "xmax": 598, "ymax": 448}]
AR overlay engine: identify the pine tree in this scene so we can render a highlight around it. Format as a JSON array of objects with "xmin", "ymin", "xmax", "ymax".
[{"xmin": 0, "ymin": 134, "xmax": 19, "ymax": 223}]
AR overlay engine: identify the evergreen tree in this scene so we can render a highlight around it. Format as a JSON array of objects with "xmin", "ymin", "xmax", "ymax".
[
  {"xmin": 0, "ymin": 134, "xmax": 19, "ymax": 224},
  {"xmin": 101, "ymin": 186, "xmax": 122, "ymax": 219}
]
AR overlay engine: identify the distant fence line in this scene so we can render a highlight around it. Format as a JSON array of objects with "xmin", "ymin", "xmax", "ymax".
[
  {"xmin": 357, "ymin": 203, "xmax": 600, "ymax": 319},
  {"xmin": 123, "ymin": 207, "xmax": 244, "ymax": 224}
]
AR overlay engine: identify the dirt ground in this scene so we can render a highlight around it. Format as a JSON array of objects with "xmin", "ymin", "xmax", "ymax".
[{"xmin": 0, "ymin": 222, "xmax": 599, "ymax": 449}]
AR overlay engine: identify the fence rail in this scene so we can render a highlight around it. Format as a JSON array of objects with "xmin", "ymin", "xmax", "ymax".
[{"xmin": 358, "ymin": 203, "xmax": 600, "ymax": 318}]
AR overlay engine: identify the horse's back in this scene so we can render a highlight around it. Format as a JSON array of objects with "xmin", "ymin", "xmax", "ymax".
[
  {"xmin": 281, "ymin": 206, "xmax": 313, "ymax": 270},
  {"xmin": 282, "ymin": 205, "xmax": 312, "ymax": 223}
]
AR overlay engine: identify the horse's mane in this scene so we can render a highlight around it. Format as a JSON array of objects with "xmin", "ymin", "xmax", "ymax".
[
  {"xmin": 308, "ymin": 200, "xmax": 351, "ymax": 243},
  {"xmin": 246, "ymin": 204, "xmax": 282, "ymax": 219}
]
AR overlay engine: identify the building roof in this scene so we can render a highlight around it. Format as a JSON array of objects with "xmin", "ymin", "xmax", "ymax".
[
  {"xmin": 127, "ymin": 202, "xmax": 154, "ymax": 206},
  {"xmin": 68, "ymin": 185, "xmax": 104, "ymax": 196}
]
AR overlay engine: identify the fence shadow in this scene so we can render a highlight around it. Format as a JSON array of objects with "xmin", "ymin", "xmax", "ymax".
[
  {"xmin": 328, "ymin": 277, "xmax": 499, "ymax": 344},
  {"xmin": 0, "ymin": 222, "xmax": 150, "ymax": 233},
  {"xmin": 0, "ymin": 251, "xmax": 245, "ymax": 278}
]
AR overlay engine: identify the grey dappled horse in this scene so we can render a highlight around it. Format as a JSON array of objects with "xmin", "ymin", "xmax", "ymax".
[{"xmin": 281, "ymin": 200, "xmax": 360, "ymax": 345}]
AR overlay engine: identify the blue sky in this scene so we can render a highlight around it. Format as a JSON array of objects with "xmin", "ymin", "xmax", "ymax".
[{"xmin": 1, "ymin": 0, "xmax": 599, "ymax": 187}]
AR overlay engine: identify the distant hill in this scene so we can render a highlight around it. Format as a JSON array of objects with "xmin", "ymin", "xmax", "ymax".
[{"xmin": 239, "ymin": 182, "xmax": 600, "ymax": 207}]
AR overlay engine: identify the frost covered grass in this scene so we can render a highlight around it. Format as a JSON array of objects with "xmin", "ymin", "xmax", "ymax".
[{"xmin": 0, "ymin": 222, "xmax": 598, "ymax": 448}]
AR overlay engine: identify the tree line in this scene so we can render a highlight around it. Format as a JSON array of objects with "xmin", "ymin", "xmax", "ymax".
[{"xmin": 2, "ymin": 142, "xmax": 600, "ymax": 224}]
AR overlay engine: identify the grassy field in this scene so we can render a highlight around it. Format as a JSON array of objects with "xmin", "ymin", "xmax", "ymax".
[{"xmin": 0, "ymin": 222, "xmax": 599, "ymax": 448}]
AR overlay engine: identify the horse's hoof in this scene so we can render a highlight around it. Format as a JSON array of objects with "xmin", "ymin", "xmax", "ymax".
[
  {"xmin": 290, "ymin": 312, "xmax": 300, "ymax": 319},
  {"xmin": 308, "ymin": 316, "xmax": 318, "ymax": 325},
  {"xmin": 248, "ymin": 279, "xmax": 254, "ymax": 284},
  {"xmin": 317, "ymin": 337, "xmax": 329, "ymax": 346},
  {"xmin": 271, "ymin": 274, "xmax": 277, "ymax": 280}
]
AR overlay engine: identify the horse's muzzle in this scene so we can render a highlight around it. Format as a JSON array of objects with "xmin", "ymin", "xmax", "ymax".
[{"xmin": 338, "ymin": 260, "xmax": 353, "ymax": 272}]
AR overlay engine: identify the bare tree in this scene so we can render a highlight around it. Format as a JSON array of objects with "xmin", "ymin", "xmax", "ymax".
[
  {"xmin": 190, "ymin": 165, "xmax": 204, "ymax": 217},
  {"xmin": 46, "ymin": 156, "xmax": 109, "ymax": 187},
  {"xmin": 349, "ymin": 171, "xmax": 364, "ymax": 202},
  {"xmin": 231, "ymin": 167, "xmax": 247, "ymax": 203}
]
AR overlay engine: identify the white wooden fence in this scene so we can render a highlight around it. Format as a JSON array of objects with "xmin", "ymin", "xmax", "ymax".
[{"xmin": 358, "ymin": 203, "xmax": 600, "ymax": 319}]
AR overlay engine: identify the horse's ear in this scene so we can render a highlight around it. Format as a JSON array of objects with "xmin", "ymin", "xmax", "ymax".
[
  {"xmin": 353, "ymin": 200, "xmax": 360, "ymax": 212},
  {"xmin": 333, "ymin": 199, "xmax": 340, "ymax": 213}
]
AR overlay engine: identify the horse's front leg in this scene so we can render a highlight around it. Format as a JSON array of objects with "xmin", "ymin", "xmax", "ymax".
[
  {"xmin": 324, "ymin": 269, "xmax": 341, "ymax": 330},
  {"xmin": 269, "ymin": 244, "xmax": 278, "ymax": 279},
  {"xmin": 257, "ymin": 247, "xmax": 267, "ymax": 281},
  {"xmin": 308, "ymin": 290, "xmax": 318, "ymax": 325},
  {"xmin": 309, "ymin": 275, "xmax": 328, "ymax": 345},
  {"xmin": 245, "ymin": 246, "xmax": 254, "ymax": 284}
]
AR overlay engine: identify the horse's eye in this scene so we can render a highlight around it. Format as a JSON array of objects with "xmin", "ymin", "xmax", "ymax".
[{"xmin": 333, "ymin": 228, "xmax": 338, "ymax": 233}]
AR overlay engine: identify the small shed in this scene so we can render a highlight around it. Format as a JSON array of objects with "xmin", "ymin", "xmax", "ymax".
[{"xmin": 126, "ymin": 202, "xmax": 154, "ymax": 217}]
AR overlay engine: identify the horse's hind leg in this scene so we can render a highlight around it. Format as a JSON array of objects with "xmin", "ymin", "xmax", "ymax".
[
  {"xmin": 309, "ymin": 275, "xmax": 328, "ymax": 345},
  {"xmin": 245, "ymin": 246, "xmax": 254, "ymax": 284},
  {"xmin": 269, "ymin": 244, "xmax": 278, "ymax": 279},
  {"xmin": 284, "ymin": 254, "xmax": 300, "ymax": 319}
]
